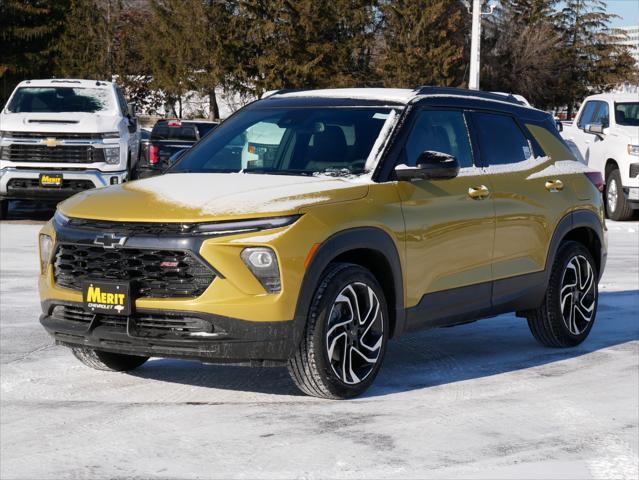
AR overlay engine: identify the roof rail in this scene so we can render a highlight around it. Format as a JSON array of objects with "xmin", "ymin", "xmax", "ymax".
[
  {"xmin": 414, "ymin": 86, "xmax": 526, "ymax": 106},
  {"xmin": 261, "ymin": 88, "xmax": 305, "ymax": 99}
]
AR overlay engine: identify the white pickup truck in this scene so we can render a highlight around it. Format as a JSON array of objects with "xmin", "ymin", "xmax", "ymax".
[
  {"xmin": 561, "ymin": 92, "xmax": 639, "ymax": 220},
  {"xmin": 0, "ymin": 79, "xmax": 140, "ymax": 219}
]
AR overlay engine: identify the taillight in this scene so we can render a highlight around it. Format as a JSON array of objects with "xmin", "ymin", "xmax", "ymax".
[
  {"xmin": 149, "ymin": 144, "xmax": 159, "ymax": 165},
  {"xmin": 585, "ymin": 171, "xmax": 604, "ymax": 192}
]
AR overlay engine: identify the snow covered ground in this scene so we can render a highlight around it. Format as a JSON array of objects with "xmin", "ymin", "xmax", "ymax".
[{"xmin": 1, "ymin": 204, "xmax": 637, "ymax": 479}]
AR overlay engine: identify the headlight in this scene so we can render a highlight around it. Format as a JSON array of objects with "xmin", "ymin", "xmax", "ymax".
[
  {"xmin": 39, "ymin": 234, "xmax": 53, "ymax": 273},
  {"xmin": 241, "ymin": 247, "xmax": 281, "ymax": 293},
  {"xmin": 628, "ymin": 145, "xmax": 639, "ymax": 156},
  {"xmin": 103, "ymin": 146, "xmax": 120, "ymax": 164},
  {"xmin": 190, "ymin": 215, "xmax": 300, "ymax": 235}
]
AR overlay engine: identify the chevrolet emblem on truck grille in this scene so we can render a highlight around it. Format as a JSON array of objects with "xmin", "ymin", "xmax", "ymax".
[
  {"xmin": 94, "ymin": 233, "xmax": 127, "ymax": 249},
  {"xmin": 42, "ymin": 138, "xmax": 60, "ymax": 147}
]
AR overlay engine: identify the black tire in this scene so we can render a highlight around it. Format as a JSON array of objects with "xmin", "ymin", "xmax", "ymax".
[
  {"xmin": 70, "ymin": 347, "xmax": 149, "ymax": 372},
  {"xmin": 526, "ymin": 241, "xmax": 598, "ymax": 347},
  {"xmin": 0, "ymin": 200, "xmax": 7, "ymax": 220},
  {"xmin": 605, "ymin": 168, "xmax": 633, "ymax": 221},
  {"xmin": 287, "ymin": 263, "xmax": 389, "ymax": 399}
]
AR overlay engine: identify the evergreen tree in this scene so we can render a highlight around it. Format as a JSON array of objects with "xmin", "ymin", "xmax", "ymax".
[
  {"xmin": 0, "ymin": 0, "xmax": 69, "ymax": 104},
  {"xmin": 55, "ymin": 0, "xmax": 122, "ymax": 80},
  {"xmin": 233, "ymin": 0, "xmax": 377, "ymax": 96},
  {"xmin": 557, "ymin": 0, "xmax": 636, "ymax": 114},
  {"xmin": 375, "ymin": 0, "xmax": 469, "ymax": 88}
]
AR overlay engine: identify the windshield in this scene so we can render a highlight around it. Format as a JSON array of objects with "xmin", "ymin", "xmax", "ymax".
[
  {"xmin": 169, "ymin": 107, "xmax": 399, "ymax": 176},
  {"xmin": 615, "ymin": 102, "xmax": 639, "ymax": 126},
  {"xmin": 6, "ymin": 87, "xmax": 115, "ymax": 113}
]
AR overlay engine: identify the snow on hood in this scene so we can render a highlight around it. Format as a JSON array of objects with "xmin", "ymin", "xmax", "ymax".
[
  {"xmin": 0, "ymin": 112, "xmax": 120, "ymax": 134},
  {"xmin": 59, "ymin": 173, "xmax": 369, "ymax": 222}
]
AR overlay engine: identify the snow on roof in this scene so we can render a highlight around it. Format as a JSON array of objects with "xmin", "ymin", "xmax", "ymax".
[
  {"xmin": 273, "ymin": 88, "xmax": 417, "ymax": 104},
  {"xmin": 17, "ymin": 79, "xmax": 113, "ymax": 88}
]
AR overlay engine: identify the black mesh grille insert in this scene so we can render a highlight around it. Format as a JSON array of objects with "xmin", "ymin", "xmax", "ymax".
[
  {"xmin": 53, "ymin": 244, "xmax": 215, "ymax": 298},
  {"xmin": 51, "ymin": 305, "xmax": 214, "ymax": 337},
  {"xmin": 1, "ymin": 144, "xmax": 104, "ymax": 163}
]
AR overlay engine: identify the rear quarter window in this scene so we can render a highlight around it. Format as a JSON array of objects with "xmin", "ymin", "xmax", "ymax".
[{"xmin": 525, "ymin": 124, "xmax": 577, "ymax": 162}]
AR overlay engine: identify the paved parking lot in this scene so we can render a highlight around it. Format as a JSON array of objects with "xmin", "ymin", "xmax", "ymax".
[{"xmin": 1, "ymin": 202, "xmax": 637, "ymax": 479}]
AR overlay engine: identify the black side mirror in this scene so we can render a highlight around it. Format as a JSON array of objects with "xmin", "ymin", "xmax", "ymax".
[
  {"xmin": 556, "ymin": 120, "xmax": 563, "ymax": 132},
  {"xmin": 585, "ymin": 123, "xmax": 604, "ymax": 137},
  {"xmin": 395, "ymin": 151, "xmax": 460, "ymax": 181}
]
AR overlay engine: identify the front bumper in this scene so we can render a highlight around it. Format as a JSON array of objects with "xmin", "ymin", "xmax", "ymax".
[
  {"xmin": 0, "ymin": 167, "xmax": 127, "ymax": 200},
  {"xmin": 40, "ymin": 300, "xmax": 297, "ymax": 364}
]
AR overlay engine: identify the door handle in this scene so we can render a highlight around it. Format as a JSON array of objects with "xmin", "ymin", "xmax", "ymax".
[
  {"xmin": 468, "ymin": 185, "xmax": 490, "ymax": 200},
  {"xmin": 545, "ymin": 179, "xmax": 564, "ymax": 191}
]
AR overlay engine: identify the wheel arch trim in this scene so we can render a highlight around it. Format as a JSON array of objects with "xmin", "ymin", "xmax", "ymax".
[{"xmin": 292, "ymin": 227, "xmax": 405, "ymax": 346}]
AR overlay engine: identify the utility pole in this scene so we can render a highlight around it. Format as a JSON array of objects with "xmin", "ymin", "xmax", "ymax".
[
  {"xmin": 468, "ymin": 0, "xmax": 496, "ymax": 90},
  {"xmin": 468, "ymin": 0, "xmax": 482, "ymax": 90}
]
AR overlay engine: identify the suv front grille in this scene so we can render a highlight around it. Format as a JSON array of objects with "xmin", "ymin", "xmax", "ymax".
[
  {"xmin": 67, "ymin": 217, "xmax": 192, "ymax": 235},
  {"xmin": 1, "ymin": 144, "xmax": 105, "ymax": 163},
  {"xmin": 53, "ymin": 244, "xmax": 215, "ymax": 298},
  {"xmin": 51, "ymin": 305, "xmax": 215, "ymax": 337}
]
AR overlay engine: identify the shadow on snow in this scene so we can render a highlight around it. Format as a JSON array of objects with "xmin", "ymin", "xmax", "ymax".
[{"xmin": 131, "ymin": 290, "xmax": 638, "ymax": 398}]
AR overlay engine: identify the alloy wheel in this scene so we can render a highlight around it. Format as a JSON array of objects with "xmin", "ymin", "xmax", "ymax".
[
  {"xmin": 607, "ymin": 178, "xmax": 618, "ymax": 213},
  {"xmin": 325, "ymin": 282, "xmax": 384, "ymax": 385},
  {"xmin": 560, "ymin": 255, "xmax": 596, "ymax": 335}
]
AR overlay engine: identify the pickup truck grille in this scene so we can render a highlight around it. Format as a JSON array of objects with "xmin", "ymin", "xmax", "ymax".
[
  {"xmin": 0, "ymin": 144, "xmax": 105, "ymax": 163},
  {"xmin": 53, "ymin": 244, "xmax": 215, "ymax": 298},
  {"xmin": 5, "ymin": 132, "xmax": 104, "ymax": 140}
]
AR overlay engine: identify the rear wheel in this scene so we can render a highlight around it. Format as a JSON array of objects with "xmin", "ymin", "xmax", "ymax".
[
  {"xmin": 71, "ymin": 347, "xmax": 148, "ymax": 372},
  {"xmin": 526, "ymin": 241, "xmax": 598, "ymax": 347},
  {"xmin": 288, "ymin": 263, "xmax": 388, "ymax": 399},
  {"xmin": 606, "ymin": 169, "xmax": 633, "ymax": 221}
]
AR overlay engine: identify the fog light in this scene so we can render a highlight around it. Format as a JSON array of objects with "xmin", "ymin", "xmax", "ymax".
[
  {"xmin": 39, "ymin": 234, "xmax": 53, "ymax": 273},
  {"xmin": 110, "ymin": 176, "xmax": 119, "ymax": 185},
  {"xmin": 241, "ymin": 247, "xmax": 281, "ymax": 293},
  {"xmin": 103, "ymin": 146, "xmax": 120, "ymax": 164}
]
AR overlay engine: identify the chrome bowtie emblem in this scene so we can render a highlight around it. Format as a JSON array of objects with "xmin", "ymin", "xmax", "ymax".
[{"xmin": 94, "ymin": 233, "xmax": 127, "ymax": 249}]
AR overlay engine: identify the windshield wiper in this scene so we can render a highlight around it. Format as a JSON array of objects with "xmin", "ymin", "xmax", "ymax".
[{"xmin": 243, "ymin": 169, "xmax": 314, "ymax": 176}]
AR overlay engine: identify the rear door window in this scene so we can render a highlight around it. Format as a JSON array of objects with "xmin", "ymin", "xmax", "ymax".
[
  {"xmin": 471, "ymin": 112, "xmax": 532, "ymax": 166},
  {"xmin": 403, "ymin": 109, "xmax": 474, "ymax": 168}
]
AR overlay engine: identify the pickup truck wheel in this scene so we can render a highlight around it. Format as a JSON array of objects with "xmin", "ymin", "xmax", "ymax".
[
  {"xmin": 0, "ymin": 200, "xmax": 7, "ymax": 220},
  {"xmin": 526, "ymin": 241, "xmax": 598, "ymax": 348},
  {"xmin": 70, "ymin": 346, "xmax": 148, "ymax": 372},
  {"xmin": 287, "ymin": 263, "xmax": 388, "ymax": 399},
  {"xmin": 605, "ymin": 169, "xmax": 633, "ymax": 221}
]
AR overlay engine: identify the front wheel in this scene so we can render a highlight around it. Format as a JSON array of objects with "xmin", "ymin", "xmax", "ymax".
[
  {"xmin": 605, "ymin": 169, "xmax": 633, "ymax": 221},
  {"xmin": 526, "ymin": 241, "xmax": 598, "ymax": 347},
  {"xmin": 71, "ymin": 347, "xmax": 149, "ymax": 372},
  {"xmin": 288, "ymin": 263, "xmax": 389, "ymax": 399}
]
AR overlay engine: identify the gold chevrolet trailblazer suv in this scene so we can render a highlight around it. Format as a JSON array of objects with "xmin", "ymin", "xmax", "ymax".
[{"xmin": 38, "ymin": 87, "xmax": 607, "ymax": 398}]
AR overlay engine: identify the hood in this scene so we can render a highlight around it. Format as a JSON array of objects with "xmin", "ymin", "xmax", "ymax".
[
  {"xmin": 0, "ymin": 112, "xmax": 119, "ymax": 134},
  {"xmin": 59, "ymin": 173, "xmax": 369, "ymax": 222},
  {"xmin": 609, "ymin": 125, "xmax": 639, "ymax": 144}
]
